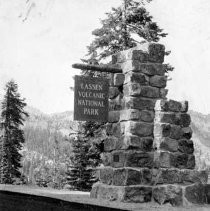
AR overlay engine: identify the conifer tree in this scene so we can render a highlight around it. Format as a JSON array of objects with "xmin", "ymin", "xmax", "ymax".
[
  {"xmin": 66, "ymin": 122, "xmax": 101, "ymax": 191},
  {"xmin": 84, "ymin": 0, "xmax": 166, "ymax": 62},
  {"xmin": 0, "ymin": 80, "xmax": 28, "ymax": 184},
  {"xmin": 82, "ymin": 0, "xmax": 173, "ymax": 73}
]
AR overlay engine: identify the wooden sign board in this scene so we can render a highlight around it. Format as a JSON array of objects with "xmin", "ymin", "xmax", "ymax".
[{"xmin": 74, "ymin": 75, "xmax": 109, "ymax": 122}]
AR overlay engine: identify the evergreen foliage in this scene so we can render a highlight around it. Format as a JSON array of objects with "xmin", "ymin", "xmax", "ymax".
[
  {"xmin": 66, "ymin": 122, "xmax": 101, "ymax": 191},
  {"xmin": 0, "ymin": 80, "xmax": 28, "ymax": 184},
  {"xmin": 83, "ymin": 0, "xmax": 167, "ymax": 64}
]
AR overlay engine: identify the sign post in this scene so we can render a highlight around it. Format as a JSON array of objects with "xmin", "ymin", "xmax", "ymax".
[{"xmin": 74, "ymin": 75, "xmax": 109, "ymax": 122}]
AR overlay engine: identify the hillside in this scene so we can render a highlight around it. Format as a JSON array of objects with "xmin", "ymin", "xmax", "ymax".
[
  {"xmin": 1, "ymin": 103, "xmax": 210, "ymax": 184},
  {"xmin": 23, "ymin": 107, "xmax": 210, "ymax": 165},
  {"xmin": 25, "ymin": 106, "xmax": 74, "ymax": 134},
  {"xmin": 20, "ymin": 106, "xmax": 75, "ymax": 187},
  {"xmin": 190, "ymin": 110, "xmax": 210, "ymax": 147},
  {"xmin": 189, "ymin": 110, "xmax": 210, "ymax": 168},
  {"xmin": 23, "ymin": 106, "xmax": 77, "ymax": 156}
]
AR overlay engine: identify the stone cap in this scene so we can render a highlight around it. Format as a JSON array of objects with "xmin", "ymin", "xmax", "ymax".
[
  {"xmin": 112, "ymin": 42, "xmax": 165, "ymax": 64},
  {"xmin": 155, "ymin": 99, "xmax": 188, "ymax": 113}
]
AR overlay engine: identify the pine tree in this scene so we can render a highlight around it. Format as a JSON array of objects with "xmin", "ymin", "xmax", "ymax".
[
  {"xmin": 66, "ymin": 122, "xmax": 101, "ymax": 191},
  {"xmin": 82, "ymin": 0, "xmax": 173, "ymax": 73},
  {"xmin": 0, "ymin": 80, "xmax": 28, "ymax": 184},
  {"xmin": 84, "ymin": 0, "xmax": 167, "ymax": 63}
]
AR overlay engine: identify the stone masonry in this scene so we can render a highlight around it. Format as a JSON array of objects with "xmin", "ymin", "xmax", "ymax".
[
  {"xmin": 153, "ymin": 99, "xmax": 208, "ymax": 206},
  {"xmin": 90, "ymin": 43, "xmax": 208, "ymax": 206}
]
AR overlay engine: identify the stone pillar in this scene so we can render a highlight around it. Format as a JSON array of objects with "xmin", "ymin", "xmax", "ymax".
[
  {"xmin": 91, "ymin": 42, "xmax": 167, "ymax": 203},
  {"xmin": 153, "ymin": 99, "xmax": 208, "ymax": 206},
  {"xmin": 90, "ymin": 42, "xmax": 208, "ymax": 206}
]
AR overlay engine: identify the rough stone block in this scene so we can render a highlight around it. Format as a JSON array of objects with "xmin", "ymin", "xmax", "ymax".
[
  {"xmin": 152, "ymin": 169, "xmax": 183, "ymax": 185},
  {"xmin": 111, "ymin": 150, "xmax": 126, "ymax": 168},
  {"xmin": 126, "ymin": 49, "xmax": 149, "ymax": 62},
  {"xmin": 155, "ymin": 111, "xmax": 176, "ymax": 124},
  {"xmin": 154, "ymin": 124, "xmax": 183, "ymax": 140},
  {"xmin": 124, "ymin": 72, "xmax": 149, "ymax": 85},
  {"xmin": 124, "ymin": 96, "xmax": 156, "ymax": 110},
  {"xmin": 170, "ymin": 125, "xmax": 183, "ymax": 139},
  {"xmin": 108, "ymin": 111, "xmax": 120, "ymax": 123},
  {"xmin": 124, "ymin": 121, "xmax": 153, "ymax": 137},
  {"xmin": 113, "ymin": 168, "xmax": 141, "ymax": 186},
  {"xmin": 155, "ymin": 99, "xmax": 189, "ymax": 113},
  {"xmin": 158, "ymin": 138, "xmax": 194, "ymax": 154},
  {"xmin": 154, "ymin": 123, "xmax": 171, "ymax": 138},
  {"xmin": 155, "ymin": 99, "xmax": 169, "ymax": 111},
  {"xmin": 160, "ymin": 88, "xmax": 168, "ymax": 99},
  {"xmin": 123, "ymin": 186, "xmax": 152, "ymax": 203},
  {"xmin": 123, "ymin": 135, "xmax": 153, "ymax": 151},
  {"xmin": 118, "ymin": 60, "xmax": 165, "ymax": 75},
  {"xmin": 109, "ymin": 95, "xmax": 123, "ymax": 111},
  {"xmin": 140, "ymin": 86, "xmax": 160, "ymax": 98},
  {"xmin": 182, "ymin": 170, "xmax": 208, "ymax": 184},
  {"xmin": 99, "ymin": 167, "xmax": 113, "ymax": 185},
  {"xmin": 153, "ymin": 169, "xmax": 208, "ymax": 185},
  {"xmin": 140, "ymin": 63, "xmax": 165, "ymax": 76},
  {"xmin": 104, "ymin": 136, "xmax": 121, "ymax": 152},
  {"xmin": 112, "ymin": 168, "xmax": 127, "ymax": 186},
  {"xmin": 155, "ymin": 112, "xmax": 191, "ymax": 127},
  {"xmin": 122, "ymin": 135, "xmax": 141, "ymax": 149},
  {"xmin": 141, "ymin": 168, "xmax": 153, "ymax": 185},
  {"xmin": 153, "ymin": 185, "xmax": 183, "ymax": 206},
  {"xmin": 91, "ymin": 183, "xmax": 153, "ymax": 203},
  {"xmin": 109, "ymin": 87, "xmax": 120, "ymax": 99},
  {"xmin": 112, "ymin": 43, "xmax": 165, "ymax": 64},
  {"xmin": 150, "ymin": 75, "xmax": 167, "ymax": 88},
  {"xmin": 159, "ymin": 137, "xmax": 179, "ymax": 152},
  {"xmin": 125, "ymin": 151, "xmax": 154, "ymax": 168},
  {"xmin": 139, "ymin": 110, "xmax": 155, "ymax": 122},
  {"xmin": 168, "ymin": 100, "xmax": 182, "ymax": 112},
  {"xmin": 112, "ymin": 49, "xmax": 149, "ymax": 64},
  {"xmin": 178, "ymin": 113, "xmax": 191, "ymax": 127},
  {"xmin": 130, "ymin": 49, "xmax": 148, "ymax": 63},
  {"xmin": 178, "ymin": 139, "xmax": 194, "ymax": 154},
  {"xmin": 159, "ymin": 151, "xmax": 195, "ymax": 169},
  {"xmin": 123, "ymin": 83, "xmax": 141, "ymax": 96},
  {"xmin": 184, "ymin": 184, "xmax": 206, "ymax": 204},
  {"xmin": 132, "ymin": 42, "xmax": 165, "ymax": 63},
  {"xmin": 117, "ymin": 60, "xmax": 143, "ymax": 73},
  {"xmin": 120, "ymin": 109, "xmax": 140, "ymax": 121},
  {"xmin": 101, "ymin": 152, "xmax": 112, "ymax": 166},
  {"xmin": 181, "ymin": 101, "xmax": 188, "ymax": 112},
  {"xmin": 114, "ymin": 73, "xmax": 125, "ymax": 86},
  {"xmin": 106, "ymin": 122, "xmax": 121, "ymax": 137},
  {"xmin": 141, "ymin": 42, "xmax": 165, "ymax": 63},
  {"xmin": 182, "ymin": 127, "xmax": 193, "ymax": 139},
  {"xmin": 90, "ymin": 183, "xmax": 124, "ymax": 201},
  {"xmin": 155, "ymin": 124, "xmax": 184, "ymax": 140}
]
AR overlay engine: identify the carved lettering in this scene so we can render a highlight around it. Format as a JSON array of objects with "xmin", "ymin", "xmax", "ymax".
[
  {"xmin": 84, "ymin": 108, "xmax": 99, "ymax": 115},
  {"xmin": 80, "ymin": 83, "xmax": 103, "ymax": 91},
  {"xmin": 74, "ymin": 75, "xmax": 109, "ymax": 122}
]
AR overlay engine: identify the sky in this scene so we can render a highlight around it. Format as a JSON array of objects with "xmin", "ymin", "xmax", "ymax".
[{"xmin": 0, "ymin": 0, "xmax": 210, "ymax": 114}]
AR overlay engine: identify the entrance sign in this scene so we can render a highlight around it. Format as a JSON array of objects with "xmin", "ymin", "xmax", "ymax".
[{"xmin": 74, "ymin": 75, "xmax": 109, "ymax": 122}]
